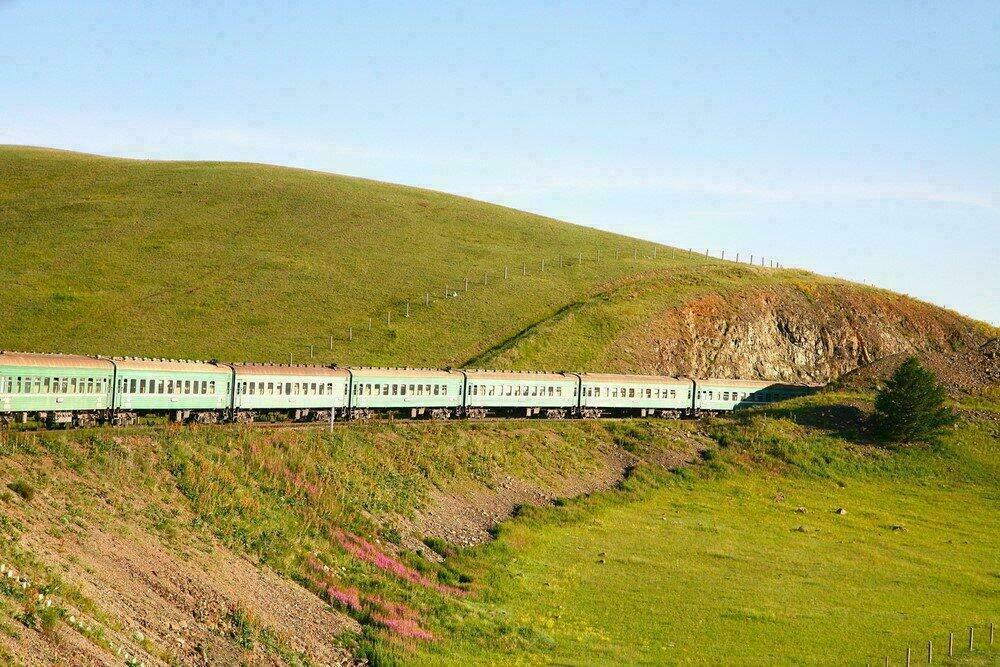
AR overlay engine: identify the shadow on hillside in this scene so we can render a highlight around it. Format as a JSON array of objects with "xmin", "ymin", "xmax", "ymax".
[{"xmin": 735, "ymin": 401, "xmax": 873, "ymax": 444}]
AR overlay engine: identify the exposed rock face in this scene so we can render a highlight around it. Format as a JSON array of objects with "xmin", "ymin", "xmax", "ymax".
[{"xmin": 621, "ymin": 283, "xmax": 993, "ymax": 388}]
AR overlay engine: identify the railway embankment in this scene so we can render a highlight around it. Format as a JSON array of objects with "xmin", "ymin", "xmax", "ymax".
[{"xmin": 0, "ymin": 418, "xmax": 706, "ymax": 665}]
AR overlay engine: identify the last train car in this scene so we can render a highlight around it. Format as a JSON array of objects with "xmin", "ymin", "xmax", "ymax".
[
  {"xmin": 692, "ymin": 379, "xmax": 815, "ymax": 412},
  {"xmin": 0, "ymin": 352, "xmax": 113, "ymax": 427}
]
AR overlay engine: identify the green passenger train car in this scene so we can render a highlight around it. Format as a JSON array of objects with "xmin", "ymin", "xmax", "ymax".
[
  {"xmin": 233, "ymin": 363, "xmax": 350, "ymax": 420},
  {"xmin": 578, "ymin": 373, "xmax": 693, "ymax": 417},
  {"xmin": 0, "ymin": 352, "xmax": 113, "ymax": 426},
  {"xmin": 113, "ymin": 358, "xmax": 232, "ymax": 424},
  {"xmin": 463, "ymin": 370, "xmax": 578, "ymax": 417},
  {"xmin": 350, "ymin": 368, "xmax": 464, "ymax": 418}
]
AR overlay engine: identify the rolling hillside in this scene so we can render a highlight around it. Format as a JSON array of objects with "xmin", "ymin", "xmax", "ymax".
[
  {"xmin": 1, "ymin": 146, "xmax": 998, "ymax": 666},
  {"xmin": 3, "ymin": 146, "xmax": 993, "ymax": 385}
]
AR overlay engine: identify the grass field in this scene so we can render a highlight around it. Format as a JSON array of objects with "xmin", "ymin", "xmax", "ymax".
[
  {"xmin": 407, "ymin": 398, "xmax": 1000, "ymax": 665},
  {"xmin": 1, "ymin": 145, "xmax": 807, "ymax": 369}
]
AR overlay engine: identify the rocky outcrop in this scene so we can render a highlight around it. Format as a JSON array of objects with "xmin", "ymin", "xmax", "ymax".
[{"xmin": 619, "ymin": 283, "xmax": 994, "ymax": 390}]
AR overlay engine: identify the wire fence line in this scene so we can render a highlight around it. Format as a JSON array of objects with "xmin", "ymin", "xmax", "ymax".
[
  {"xmin": 288, "ymin": 244, "xmax": 788, "ymax": 364},
  {"xmin": 873, "ymin": 622, "xmax": 995, "ymax": 666}
]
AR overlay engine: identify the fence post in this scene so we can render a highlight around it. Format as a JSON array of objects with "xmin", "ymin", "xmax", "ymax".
[
  {"xmin": 721, "ymin": 250, "xmax": 725, "ymax": 260},
  {"xmin": 541, "ymin": 259, "xmax": 545, "ymax": 271},
  {"xmin": 652, "ymin": 247, "xmax": 657, "ymax": 259},
  {"xmin": 504, "ymin": 265, "xmax": 509, "ymax": 279},
  {"xmin": 948, "ymin": 632, "xmax": 953, "ymax": 656},
  {"xmin": 310, "ymin": 345, "xmax": 314, "ymax": 358},
  {"xmin": 484, "ymin": 272, "xmax": 488, "ymax": 284},
  {"xmin": 990, "ymin": 622, "xmax": 994, "ymax": 645},
  {"xmin": 329, "ymin": 335, "xmax": 333, "ymax": 350},
  {"xmin": 969, "ymin": 627, "xmax": 974, "ymax": 651},
  {"xmin": 386, "ymin": 310, "xmax": 391, "ymax": 326},
  {"xmin": 906, "ymin": 646, "xmax": 910, "ymax": 666},
  {"xmin": 289, "ymin": 353, "xmax": 293, "ymax": 364},
  {"xmin": 425, "ymin": 292, "xmax": 429, "ymax": 306},
  {"xmin": 368, "ymin": 317, "xmax": 372, "ymax": 331},
  {"xmin": 522, "ymin": 263, "xmax": 526, "ymax": 275},
  {"xmin": 633, "ymin": 248, "xmax": 638, "ymax": 260},
  {"xmin": 405, "ymin": 301, "xmax": 410, "ymax": 317},
  {"xmin": 349, "ymin": 327, "xmax": 353, "ymax": 342},
  {"xmin": 927, "ymin": 640, "xmax": 932, "ymax": 663}
]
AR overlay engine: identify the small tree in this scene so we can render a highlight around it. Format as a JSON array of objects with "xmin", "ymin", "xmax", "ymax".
[{"xmin": 872, "ymin": 356, "xmax": 956, "ymax": 443}]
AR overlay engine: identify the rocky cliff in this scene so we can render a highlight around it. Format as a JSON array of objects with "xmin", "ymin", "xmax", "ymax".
[{"xmin": 618, "ymin": 283, "xmax": 996, "ymax": 392}]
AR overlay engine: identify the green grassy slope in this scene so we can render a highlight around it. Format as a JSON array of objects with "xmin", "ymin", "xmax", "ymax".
[
  {"xmin": 1, "ymin": 145, "xmax": 790, "ymax": 367},
  {"xmin": 415, "ymin": 397, "xmax": 1000, "ymax": 665}
]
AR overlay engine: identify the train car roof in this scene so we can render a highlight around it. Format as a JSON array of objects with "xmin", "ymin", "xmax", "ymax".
[
  {"xmin": 112, "ymin": 358, "xmax": 231, "ymax": 374},
  {"xmin": 695, "ymin": 378, "xmax": 809, "ymax": 389},
  {"xmin": 0, "ymin": 351, "xmax": 111, "ymax": 370},
  {"xmin": 349, "ymin": 367, "xmax": 463, "ymax": 379},
  {"xmin": 233, "ymin": 363, "xmax": 350, "ymax": 378},
  {"xmin": 579, "ymin": 373, "xmax": 691, "ymax": 384},
  {"xmin": 462, "ymin": 369, "xmax": 574, "ymax": 382}
]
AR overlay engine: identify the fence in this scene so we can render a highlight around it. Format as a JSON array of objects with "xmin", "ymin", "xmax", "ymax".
[
  {"xmin": 286, "ymin": 244, "xmax": 788, "ymax": 363},
  {"xmin": 874, "ymin": 622, "xmax": 995, "ymax": 665}
]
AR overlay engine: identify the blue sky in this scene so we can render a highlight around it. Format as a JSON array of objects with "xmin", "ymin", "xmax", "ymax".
[{"xmin": 2, "ymin": 1, "xmax": 997, "ymax": 324}]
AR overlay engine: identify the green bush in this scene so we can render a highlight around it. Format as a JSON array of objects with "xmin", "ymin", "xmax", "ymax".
[
  {"xmin": 7, "ymin": 479, "xmax": 35, "ymax": 502},
  {"xmin": 872, "ymin": 357, "xmax": 956, "ymax": 443}
]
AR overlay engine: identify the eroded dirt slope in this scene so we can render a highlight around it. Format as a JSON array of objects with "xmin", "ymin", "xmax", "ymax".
[{"xmin": 616, "ymin": 282, "xmax": 995, "ymax": 391}]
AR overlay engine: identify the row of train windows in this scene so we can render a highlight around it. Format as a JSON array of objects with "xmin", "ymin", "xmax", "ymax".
[
  {"xmin": 355, "ymin": 383, "xmax": 450, "ymax": 397},
  {"xmin": 584, "ymin": 386, "xmax": 683, "ymax": 400},
  {"xmin": 0, "ymin": 376, "xmax": 108, "ymax": 395},
  {"xmin": 119, "ymin": 378, "xmax": 220, "ymax": 395},
  {"xmin": 469, "ymin": 384, "xmax": 564, "ymax": 397},
  {"xmin": 239, "ymin": 381, "xmax": 341, "ymax": 396},
  {"xmin": 698, "ymin": 390, "xmax": 787, "ymax": 401}
]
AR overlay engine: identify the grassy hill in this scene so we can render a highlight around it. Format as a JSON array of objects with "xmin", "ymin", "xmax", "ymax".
[
  {"xmin": 1, "ymin": 146, "xmax": 997, "ymax": 665},
  {"xmin": 1, "ymin": 145, "xmax": 720, "ymax": 366}
]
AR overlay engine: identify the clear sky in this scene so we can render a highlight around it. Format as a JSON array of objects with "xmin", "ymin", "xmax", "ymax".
[{"xmin": 2, "ymin": 1, "xmax": 997, "ymax": 324}]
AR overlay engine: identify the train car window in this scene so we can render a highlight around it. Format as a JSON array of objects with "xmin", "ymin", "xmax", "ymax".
[
  {"xmin": 43, "ymin": 377, "xmax": 51, "ymax": 393},
  {"xmin": 60, "ymin": 378, "xmax": 68, "ymax": 393},
  {"xmin": 139, "ymin": 379, "xmax": 146, "ymax": 394},
  {"xmin": 391, "ymin": 384, "xmax": 397, "ymax": 395},
  {"xmin": 400, "ymin": 384, "xmax": 406, "ymax": 395},
  {"xmin": 157, "ymin": 380, "xmax": 164, "ymax": 394},
  {"xmin": 24, "ymin": 378, "xmax": 32, "ymax": 394},
  {"xmin": 374, "ymin": 384, "xmax": 382, "ymax": 396},
  {"xmin": 248, "ymin": 383, "xmax": 255, "ymax": 395},
  {"xmin": 646, "ymin": 388, "xmax": 652, "ymax": 398},
  {"xmin": 434, "ymin": 385, "xmax": 440, "ymax": 396},
  {"xmin": 556, "ymin": 387, "xmax": 563, "ymax": 397},
  {"xmin": 407, "ymin": 384, "xmax": 414, "ymax": 394},
  {"xmin": 282, "ymin": 382, "xmax": 289, "ymax": 395},
  {"xmin": 671, "ymin": 390, "xmax": 677, "ymax": 399},
  {"xmin": 442, "ymin": 385, "xmax": 448, "ymax": 395}
]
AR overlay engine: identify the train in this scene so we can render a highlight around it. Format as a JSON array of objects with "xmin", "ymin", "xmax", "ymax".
[{"xmin": 0, "ymin": 351, "xmax": 815, "ymax": 427}]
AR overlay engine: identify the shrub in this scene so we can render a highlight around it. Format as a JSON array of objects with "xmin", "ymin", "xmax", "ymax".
[
  {"xmin": 872, "ymin": 357, "xmax": 956, "ymax": 443},
  {"xmin": 7, "ymin": 479, "xmax": 35, "ymax": 501}
]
